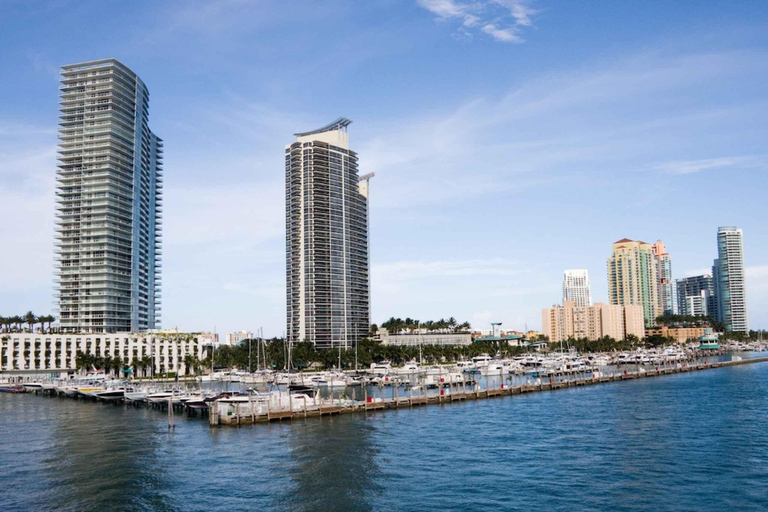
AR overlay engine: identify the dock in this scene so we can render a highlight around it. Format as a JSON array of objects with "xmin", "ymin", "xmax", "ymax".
[{"xmin": 208, "ymin": 356, "xmax": 768, "ymax": 426}]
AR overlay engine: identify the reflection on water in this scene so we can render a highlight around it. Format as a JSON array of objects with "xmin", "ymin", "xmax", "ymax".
[{"xmin": 1, "ymin": 360, "xmax": 768, "ymax": 511}]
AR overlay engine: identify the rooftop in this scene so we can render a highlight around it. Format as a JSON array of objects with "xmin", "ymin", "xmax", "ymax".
[{"xmin": 294, "ymin": 117, "xmax": 352, "ymax": 137}]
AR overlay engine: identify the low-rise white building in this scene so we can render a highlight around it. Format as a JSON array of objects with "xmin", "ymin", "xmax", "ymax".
[
  {"xmin": 375, "ymin": 328, "xmax": 472, "ymax": 347},
  {"xmin": 0, "ymin": 332, "xmax": 210, "ymax": 377}
]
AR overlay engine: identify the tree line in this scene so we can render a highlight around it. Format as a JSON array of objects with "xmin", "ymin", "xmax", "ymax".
[
  {"xmin": 549, "ymin": 334, "xmax": 677, "ymax": 353},
  {"xmin": 75, "ymin": 350, "xmax": 207, "ymax": 378},
  {"xmin": 0, "ymin": 312, "xmax": 56, "ymax": 333},
  {"xmin": 380, "ymin": 317, "xmax": 471, "ymax": 333},
  {"xmin": 207, "ymin": 337, "xmax": 530, "ymax": 370}
]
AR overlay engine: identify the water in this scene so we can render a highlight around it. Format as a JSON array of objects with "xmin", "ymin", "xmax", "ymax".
[{"xmin": 2, "ymin": 360, "xmax": 768, "ymax": 511}]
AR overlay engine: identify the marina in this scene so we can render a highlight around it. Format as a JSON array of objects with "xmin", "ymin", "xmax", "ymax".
[{"xmin": 6, "ymin": 349, "xmax": 767, "ymax": 427}]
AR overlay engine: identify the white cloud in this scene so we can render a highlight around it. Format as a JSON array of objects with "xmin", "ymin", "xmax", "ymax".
[
  {"xmin": 417, "ymin": 0, "xmax": 536, "ymax": 43},
  {"xmin": 653, "ymin": 155, "xmax": 765, "ymax": 175}
]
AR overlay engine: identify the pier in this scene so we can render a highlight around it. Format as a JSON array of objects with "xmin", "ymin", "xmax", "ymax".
[
  {"xmin": 208, "ymin": 355, "xmax": 768, "ymax": 426},
  {"xmin": 9, "ymin": 355, "xmax": 768, "ymax": 427}
]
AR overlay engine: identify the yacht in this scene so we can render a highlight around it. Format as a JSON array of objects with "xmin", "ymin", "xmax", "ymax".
[
  {"xmin": 370, "ymin": 361, "xmax": 392, "ymax": 376},
  {"xmin": 472, "ymin": 354, "xmax": 492, "ymax": 370},
  {"xmin": 393, "ymin": 361, "xmax": 420, "ymax": 375},
  {"xmin": 455, "ymin": 361, "xmax": 475, "ymax": 372}
]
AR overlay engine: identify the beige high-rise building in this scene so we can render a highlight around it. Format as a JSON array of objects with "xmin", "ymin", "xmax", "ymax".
[
  {"xmin": 542, "ymin": 302, "xmax": 645, "ymax": 343},
  {"xmin": 598, "ymin": 303, "xmax": 625, "ymax": 341},
  {"xmin": 607, "ymin": 239, "xmax": 659, "ymax": 328}
]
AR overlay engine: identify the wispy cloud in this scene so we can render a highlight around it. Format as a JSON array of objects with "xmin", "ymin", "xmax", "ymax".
[
  {"xmin": 416, "ymin": 0, "xmax": 536, "ymax": 43},
  {"xmin": 653, "ymin": 155, "xmax": 765, "ymax": 175}
]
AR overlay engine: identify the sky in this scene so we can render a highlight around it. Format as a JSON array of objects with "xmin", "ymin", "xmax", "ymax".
[{"xmin": 1, "ymin": 0, "xmax": 767, "ymax": 337}]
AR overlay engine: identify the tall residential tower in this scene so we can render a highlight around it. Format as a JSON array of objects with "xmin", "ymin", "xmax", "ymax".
[
  {"xmin": 652, "ymin": 240, "xmax": 674, "ymax": 316},
  {"xmin": 713, "ymin": 226, "xmax": 748, "ymax": 332},
  {"xmin": 607, "ymin": 239, "xmax": 659, "ymax": 328},
  {"xmin": 56, "ymin": 59, "xmax": 162, "ymax": 333},
  {"xmin": 285, "ymin": 118, "xmax": 371, "ymax": 349},
  {"xmin": 563, "ymin": 269, "xmax": 592, "ymax": 307}
]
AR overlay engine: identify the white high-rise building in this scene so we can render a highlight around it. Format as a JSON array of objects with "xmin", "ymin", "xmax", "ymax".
[
  {"xmin": 713, "ymin": 226, "xmax": 748, "ymax": 332},
  {"xmin": 563, "ymin": 269, "xmax": 592, "ymax": 307},
  {"xmin": 56, "ymin": 59, "xmax": 162, "ymax": 333},
  {"xmin": 285, "ymin": 118, "xmax": 371, "ymax": 349}
]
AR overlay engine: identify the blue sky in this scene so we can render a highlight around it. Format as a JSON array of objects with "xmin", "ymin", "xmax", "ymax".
[{"xmin": 1, "ymin": 0, "xmax": 767, "ymax": 336}]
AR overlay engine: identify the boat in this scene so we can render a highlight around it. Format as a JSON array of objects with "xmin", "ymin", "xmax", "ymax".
[
  {"xmin": 0, "ymin": 385, "xmax": 27, "ymax": 393},
  {"xmin": 21, "ymin": 382, "xmax": 44, "ymax": 391},
  {"xmin": 124, "ymin": 391, "xmax": 148, "ymax": 402},
  {"xmin": 370, "ymin": 361, "xmax": 391, "ymax": 376},
  {"xmin": 393, "ymin": 361, "xmax": 420, "ymax": 375}
]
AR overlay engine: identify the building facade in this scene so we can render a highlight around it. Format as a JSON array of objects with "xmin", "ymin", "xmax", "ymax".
[
  {"xmin": 713, "ymin": 226, "xmax": 748, "ymax": 332},
  {"xmin": 375, "ymin": 329, "xmax": 472, "ymax": 347},
  {"xmin": 607, "ymin": 239, "xmax": 659, "ymax": 327},
  {"xmin": 226, "ymin": 331, "xmax": 253, "ymax": 345},
  {"xmin": 645, "ymin": 326, "xmax": 709, "ymax": 342},
  {"xmin": 676, "ymin": 274, "xmax": 716, "ymax": 318},
  {"xmin": 541, "ymin": 302, "xmax": 645, "ymax": 343},
  {"xmin": 56, "ymin": 59, "xmax": 162, "ymax": 333},
  {"xmin": 652, "ymin": 241, "xmax": 674, "ymax": 316},
  {"xmin": 0, "ymin": 333, "xmax": 208, "ymax": 376},
  {"xmin": 563, "ymin": 269, "xmax": 592, "ymax": 307},
  {"xmin": 285, "ymin": 118, "xmax": 371, "ymax": 349}
]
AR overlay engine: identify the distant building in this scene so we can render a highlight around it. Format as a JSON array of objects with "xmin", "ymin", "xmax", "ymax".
[
  {"xmin": 676, "ymin": 274, "xmax": 716, "ymax": 318},
  {"xmin": 563, "ymin": 269, "xmax": 592, "ymax": 307},
  {"xmin": 226, "ymin": 331, "xmax": 253, "ymax": 345},
  {"xmin": 472, "ymin": 334, "xmax": 527, "ymax": 347},
  {"xmin": 285, "ymin": 118, "xmax": 371, "ymax": 349},
  {"xmin": 542, "ymin": 301, "xmax": 645, "ymax": 343},
  {"xmin": 645, "ymin": 326, "xmax": 709, "ymax": 342},
  {"xmin": 713, "ymin": 226, "xmax": 748, "ymax": 332},
  {"xmin": 652, "ymin": 241, "xmax": 674, "ymax": 316},
  {"xmin": 375, "ymin": 328, "xmax": 471, "ymax": 347},
  {"xmin": 607, "ymin": 239, "xmax": 659, "ymax": 327}
]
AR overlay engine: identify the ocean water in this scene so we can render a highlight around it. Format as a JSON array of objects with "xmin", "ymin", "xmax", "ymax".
[{"xmin": 1, "ymin": 361, "xmax": 767, "ymax": 512}]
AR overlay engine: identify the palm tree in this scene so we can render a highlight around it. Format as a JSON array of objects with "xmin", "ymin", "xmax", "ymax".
[
  {"xmin": 12, "ymin": 315, "xmax": 24, "ymax": 332},
  {"xmin": 112, "ymin": 356, "xmax": 123, "ymax": 377},
  {"xmin": 24, "ymin": 311, "xmax": 36, "ymax": 332},
  {"xmin": 38, "ymin": 315, "xmax": 54, "ymax": 333},
  {"xmin": 140, "ymin": 355, "xmax": 153, "ymax": 377}
]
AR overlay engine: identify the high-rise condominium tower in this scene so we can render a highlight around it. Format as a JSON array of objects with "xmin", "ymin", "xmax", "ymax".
[
  {"xmin": 713, "ymin": 226, "xmax": 748, "ymax": 332},
  {"xmin": 562, "ymin": 269, "xmax": 592, "ymax": 307},
  {"xmin": 56, "ymin": 59, "xmax": 162, "ymax": 333},
  {"xmin": 652, "ymin": 240, "xmax": 674, "ymax": 316},
  {"xmin": 285, "ymin": 118, "xmax": 371, "ymax": 349},
  {"xmin": 676, "ymin": 274, "xmax": 715, "ymax": 318},
  {"xmin": 607, "ymin": 239, "xmax": 659, "ymax": 328}
]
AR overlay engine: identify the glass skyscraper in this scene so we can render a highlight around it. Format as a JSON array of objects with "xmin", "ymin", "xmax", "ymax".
[
  {"xmin": 56, "ymin": 59, "xmax": 162, "ymax": 333},
  {"xmin": 285, "ymin": 118, "xmax": 371, "ymax": 349},
  {"xmin": 713, "ymin": 226, "xmax": 748, "ymax": 332}
]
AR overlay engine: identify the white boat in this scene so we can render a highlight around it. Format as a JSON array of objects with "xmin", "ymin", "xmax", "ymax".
[
  {"xmin": 21, "ymin": 382, "xmax": 44, "ymax": 391},
  {"xmin": 480, "ymin": 361, "xmax": 505, "ymax": 376},
  {"xmin": 370, "ymin": 361, "xmax": 391, "ymax": 376},
  {"xmin": 124, "ymin": 391, "xmax": 148, "ymax": 402},
  {"xmin": 393, "ymin": 362, "xmax": 420, "ymax": 375},
  {"xmin": 146, "ymin": 391, "xmax": 175, "ymax": 404},
  {"xmin": 455, "ymin": 361, "xmax": 475, "ymax": 372}
]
